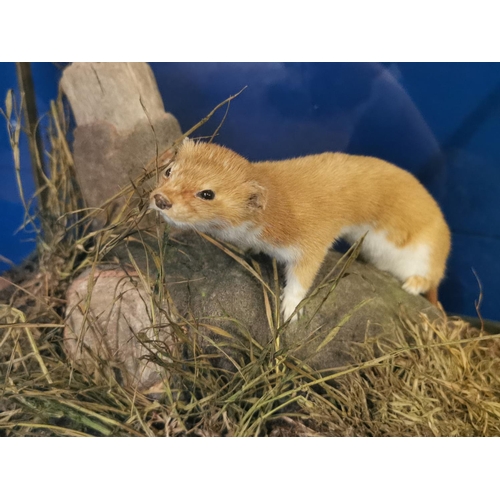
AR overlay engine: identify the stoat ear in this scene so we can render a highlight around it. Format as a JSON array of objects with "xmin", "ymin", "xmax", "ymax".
[
  {"xmin": 246, "ymin": 181, "xmax": 267, "ymax": 210},
  {"xmin": 159, "ymin": 137, "xmax": 191, "ymax": 165},
  {"xmin": 159, "ymin": 145, "xmax": 176, "ymax": 164}
]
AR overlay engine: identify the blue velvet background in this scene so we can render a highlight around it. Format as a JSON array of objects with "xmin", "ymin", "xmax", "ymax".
[{"xmin": 1, "ymin": 62, "xmax": 499, "ymax": 319}]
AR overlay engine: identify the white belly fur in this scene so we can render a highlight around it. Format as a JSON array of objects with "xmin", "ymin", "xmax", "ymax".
[
  {"xmin": 339, "ymin": 224, "xmax": 430, "ymax": 282},
  {"xmin": 202, "ymin": 221, "xmax": 301, "ymax": 263}
]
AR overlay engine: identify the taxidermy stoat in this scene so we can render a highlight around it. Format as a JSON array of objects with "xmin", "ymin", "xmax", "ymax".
[{"xmin": 150, "ymin": 139, "xmax": 451, "ymax": 321}]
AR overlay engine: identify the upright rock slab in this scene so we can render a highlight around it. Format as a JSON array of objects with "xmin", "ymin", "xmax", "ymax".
[{"xmin": 61, "ymin": 62, "xmax": 182, "ymax": 220}]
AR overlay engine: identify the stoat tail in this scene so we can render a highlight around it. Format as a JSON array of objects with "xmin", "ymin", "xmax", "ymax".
[{"xmin": 424, "ymin": 287, "xmax": 438, "ymax": 306}]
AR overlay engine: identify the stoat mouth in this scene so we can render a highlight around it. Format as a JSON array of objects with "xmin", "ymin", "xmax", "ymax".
[
  {"xmin": 156, "ymin": 211, "xmax": 197, "ymax": 230},
  {"xmin": 149, "ymin": 206, "xmax": 228, "ymax": 232}
]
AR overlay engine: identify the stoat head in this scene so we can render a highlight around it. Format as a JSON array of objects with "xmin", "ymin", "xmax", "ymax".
[{"xmin": 149, "ymin": 139, "xmax": 267, "ymax": 230}]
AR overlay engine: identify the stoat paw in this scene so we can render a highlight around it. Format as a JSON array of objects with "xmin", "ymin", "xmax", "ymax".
[
  {"xmin": 280, "ymin": 294, "xmax": 304, "ymax": 323},
  {"xmin": 402, "ymin": 275, "xmax": 432, "ymax": 295}
]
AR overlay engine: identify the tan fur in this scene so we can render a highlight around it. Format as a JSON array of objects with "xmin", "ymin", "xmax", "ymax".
[
  {"xmin": 424, "ymin": 287, "xmax": 438, "ymax": 306},
  {"xmin": 150, "ymin": 139, "xmax": 451, "ymax": 319}
]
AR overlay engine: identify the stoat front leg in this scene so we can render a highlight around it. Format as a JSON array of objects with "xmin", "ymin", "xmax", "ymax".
[{"xmin": 281, "ymin": 247, "xmax": 329, "ymax": 322}]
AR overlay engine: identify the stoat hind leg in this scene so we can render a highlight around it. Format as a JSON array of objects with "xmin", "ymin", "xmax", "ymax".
[
  {"xmin": 353, "ymin": 226, "xmax": 440, "ymax": 306},
  {"xmin": 281, "ymin": 247, "xmax": 328, "ymax": 322},
  {"xmin": 402, "ymin": 276, "xmax": 438, "ymax": 305}
]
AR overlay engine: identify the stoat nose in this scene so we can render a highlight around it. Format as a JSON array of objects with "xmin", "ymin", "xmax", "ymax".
[{"xmin": 154, "ymin": 194, "xmax": 172, "ymax": 210}]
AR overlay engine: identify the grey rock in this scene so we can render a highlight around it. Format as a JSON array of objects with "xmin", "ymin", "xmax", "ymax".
[
  {"xmin": 64, "ymin": 267, "xmax": 177, "ymax": 394},
  {"xmin": 134, "ymin": 232, "xmax": 440, "ymax": 372},
  {"xmin": 61, "ymin": 63, "xmax": 182, "ymax": 220},
  {"xmin": 72, "ymin": 116, "xmax": 180, "ymax": 219},
  {"xmin": 64, "ymin": 231, "xmax": 440, "ymax": 392}
]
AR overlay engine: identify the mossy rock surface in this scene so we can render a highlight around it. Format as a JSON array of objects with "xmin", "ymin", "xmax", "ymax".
[{"xmin": 101, "ymin": 231, "xmax": 440, "ymax": 377}]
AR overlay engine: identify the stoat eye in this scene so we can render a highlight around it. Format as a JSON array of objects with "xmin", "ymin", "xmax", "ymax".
[
  {"xmin": 164, "ymin": 166, "xmax": 172, "ymax": 178},
  {"xmin": 196, "ymin": 190, "xmax": 215, "ymax": 200}
]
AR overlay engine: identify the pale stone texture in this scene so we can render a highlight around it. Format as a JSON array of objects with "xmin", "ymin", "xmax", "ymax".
[
  {"xmin": 61, "ymin": 62, "xmax": 166, "ymax": 129},
  {"xmin": 64, "ymin": 267, "xmax": 177, "ymax": 394},
  {"xmin": 61, "ymin": 63, "xmax": 182, "ymax": 218}
]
